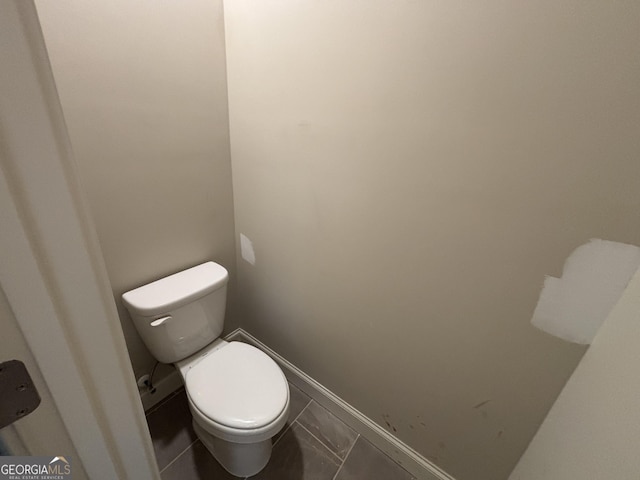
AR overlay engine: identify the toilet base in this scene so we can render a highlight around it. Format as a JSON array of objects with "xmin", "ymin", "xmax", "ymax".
[{"xmin": 193, "ymin": 419, "xmax": 273, "ymax": 477}]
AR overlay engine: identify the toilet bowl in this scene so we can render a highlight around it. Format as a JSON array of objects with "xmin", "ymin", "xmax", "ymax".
[
  {"xmin": 122, "ymin": 262, "xmax": 289, "ymax": 476},
  {"xmin": 177, "ymin": 339, "xmax": 289, "ymax": 476}
]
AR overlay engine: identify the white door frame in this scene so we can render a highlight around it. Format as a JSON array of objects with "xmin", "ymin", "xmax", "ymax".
[{"xmin": 0, "ymin": 2, "xmax": 159, "ymax": 478}]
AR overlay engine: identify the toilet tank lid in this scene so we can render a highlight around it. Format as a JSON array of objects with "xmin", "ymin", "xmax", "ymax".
[{"xmin": 122, "ymin": 262, "xmax": 228, "ymax": 317}]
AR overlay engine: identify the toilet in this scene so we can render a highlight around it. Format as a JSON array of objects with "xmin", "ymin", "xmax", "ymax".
[{"xmin": 122, "ymin": 262, "xmax": 290, "ymax": 477}]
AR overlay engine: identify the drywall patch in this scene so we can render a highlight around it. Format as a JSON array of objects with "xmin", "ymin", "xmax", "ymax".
[
  {"xmin": 240, "ymin": 233, "xmax": 256, "ymax": 265},
  {"xmin": 531, "ymin": 239, "xmax": 640, "ymax": 344}
]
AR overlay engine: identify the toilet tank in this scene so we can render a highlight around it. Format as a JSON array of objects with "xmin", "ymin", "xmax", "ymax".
[{"xmin": 122, "ymin": 262, "xmax": 228, "ymax": 363}]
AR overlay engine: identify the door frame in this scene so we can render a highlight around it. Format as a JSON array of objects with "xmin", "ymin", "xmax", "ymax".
[{"xmin": 0, "ymin": 2, "xmax": 158, "ymax": 478}]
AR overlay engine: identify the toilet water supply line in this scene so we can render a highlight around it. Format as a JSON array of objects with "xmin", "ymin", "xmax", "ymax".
[{"xmin": 145, "ymin": 361, "xmax": 159, "ymax": 394}]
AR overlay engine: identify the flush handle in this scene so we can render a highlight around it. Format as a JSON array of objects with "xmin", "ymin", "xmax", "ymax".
[{"xmin": 150, "ymin": 315, "xmax": 171, "ymax": 327}]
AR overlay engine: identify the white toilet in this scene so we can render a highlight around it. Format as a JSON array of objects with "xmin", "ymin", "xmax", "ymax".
[{"xmin": 122, "ymin": 261, "xmax": 290, "ymax": 477}]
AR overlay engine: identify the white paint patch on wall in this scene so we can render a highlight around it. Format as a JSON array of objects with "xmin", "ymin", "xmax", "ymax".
[
  {"xmin": 531, "ymin": 239, "xmax": 640, "ymax": 344},
  {"xmin": 240, "ymin": 233, "xmax": 256, "ymax": 265},
  {"xmin": 510, "ymin": 266, "xmax": 640, "ymax": 479}
]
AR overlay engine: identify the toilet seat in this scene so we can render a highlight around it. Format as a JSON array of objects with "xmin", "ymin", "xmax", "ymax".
[
  {"xmin": 185, "ymin": 342, "xmax": 289, "ymax": 432},
  {"xmin": 189, "ymin": 393, "xmax": 290, "ymax": 444}
]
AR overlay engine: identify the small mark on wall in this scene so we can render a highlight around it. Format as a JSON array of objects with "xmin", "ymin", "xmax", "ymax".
[
  {"xmin": 473, "ymin": 399, "xmax": 492, "ymax": 409},
  {"xmin": 382, "ymin": 414, "xmax": 392, "ymax": 429},
  {"xmin": 382, "ymin": 413, "xmax": 397, "ymax": 433}
]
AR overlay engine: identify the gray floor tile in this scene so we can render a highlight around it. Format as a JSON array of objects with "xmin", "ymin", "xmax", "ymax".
[
  {"xmin": 252, "ymin": 423, "xmax": 340, "ymax": 480},
  {"xmin": 274, "ymin": 382, "xmax": 312, "ymax": 443},
  {"xmin": 146, "ymin": 382, "xmax": 414, "ymax": 480},
  {"xmin": 145, "ymin": 388, "xmax": 181, "ymax": 416},
  {"xmin": 160, "ymin": 440, "xmax": 240, "ymax": 480},
  {"xmin": 287, "ymin": 383, "xmax": 313, "ymax": 422},
  {"xmin": 335, "ymin": 437, "xmax": 415, "ymax": 480},
  {"xmin": 296, "ymin": 401, "xmax": 358, "ymax": 459},
  {"xmin": 146, "ymin": 389, "xmax": 198, "ymax": 471}
]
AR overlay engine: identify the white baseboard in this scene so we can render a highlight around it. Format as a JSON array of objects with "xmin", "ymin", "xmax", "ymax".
[{"xmin": 225, "ymin": 328, "xmax": 455, "ymax": 480}]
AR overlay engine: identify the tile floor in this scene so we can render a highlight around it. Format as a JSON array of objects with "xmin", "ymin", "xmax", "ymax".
[{"xmin": 146, "ymin": 382, "xmax": 416, "ymax": 480}]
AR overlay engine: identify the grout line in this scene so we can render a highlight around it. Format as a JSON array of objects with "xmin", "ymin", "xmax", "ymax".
[
  {"xmin": 272, "ymin": 393, "xmax": 312, "ymax": 448},
  {"xmin": 294, "ymin": 397, "xmax": 312, "ymax": 422},
  {"xmin": 308, "ymin": 397, "xmax": 358, "ymax": 435},
  {"xmin": 158, "ymin": 438, "xmax": 198, "ymax": 475},
  {"xmin": 145, "ymin": 387, "xmax": 182, "ymax": 417},
  {"xmin": 332, "ymin": 433, "xmax": 360, "ymax": 480},
  {"xmin": 295, "ymin": 420, "xmax": 345, "ymax": 465}
]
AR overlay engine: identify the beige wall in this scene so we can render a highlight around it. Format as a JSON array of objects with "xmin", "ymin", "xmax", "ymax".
[
  {"xmin": 225, "ymin": 1, "xmax": 640, "ymax": 479},
  {"xmin": 35, "ymin": 0, "xmax": 236, "ymax": 379},
  {"xmin": 509, "ymin": 267, "xmax": 640, "ymax": 479}
]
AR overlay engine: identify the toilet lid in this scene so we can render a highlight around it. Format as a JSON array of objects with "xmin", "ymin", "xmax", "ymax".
[{"xmin": 185, "ymin": 342, "xmax": 288, "ymax": 430}]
